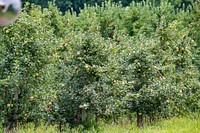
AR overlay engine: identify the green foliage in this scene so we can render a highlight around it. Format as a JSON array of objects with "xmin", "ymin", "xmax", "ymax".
[
  {"xmin": 0, "ymin": 0, "xmax": 199, "ymax": 131},
  {"xmin": 122, "ymin": 1, "xmax": 199, "ymax": 122},
  {"xmin": 21, "ymin": 0, "xmax": 194, "ymax": 14},
  {"xmin": 0, "ymin": 4, "xmax": 61, "ymax": 130}
]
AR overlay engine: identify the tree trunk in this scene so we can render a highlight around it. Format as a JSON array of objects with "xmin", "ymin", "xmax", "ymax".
[
  {"xmin": 59, "ymin": 122, "xmax": 62, "ymax": 132},
  {"xmin": 14, "ymin": 88, "xmax": 19, "ymax": 128},
  {"xmin": 150, "ymin": 115, "xmax": 156, "ymax": 123},
  {"xmin": 4, "ymin": 89, "xmax": 12, "ymax": 132},
  {"xmin": 81, "ymin": 109, "xmax": 87, "ymax": 122},
  {"xmin": 137, "ymin": 112, "xmax": 144, "ymax": 128},
  {"xmin": 95, "ymin": 113, "xmax": 100, "ymax": 123},
  {"xmin": 5, "ymin": 88, "xmax": 19, "ymax": 132},
  {"xmin": 5, "ymin": 122, "xmax": 12, "ymax": 132},
  {"xmin": 126, "ymin": 114, "xmax": 132, "ymax": 125}
]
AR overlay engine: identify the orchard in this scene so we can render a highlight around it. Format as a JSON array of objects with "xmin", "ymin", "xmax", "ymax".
[{"xmin": 0, "ymin": 0, "xmax": 199, "ymax": 132}]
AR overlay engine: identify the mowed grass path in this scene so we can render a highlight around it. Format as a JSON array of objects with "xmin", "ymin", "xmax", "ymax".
[{"xmin": 2, "ymin": 114, "xmax": 200, "ymax": 133}]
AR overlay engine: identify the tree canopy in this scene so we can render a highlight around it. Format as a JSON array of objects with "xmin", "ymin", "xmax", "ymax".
[{"xmin": 21, "ymin": 0, "xmax": 193, "ymax": 13}]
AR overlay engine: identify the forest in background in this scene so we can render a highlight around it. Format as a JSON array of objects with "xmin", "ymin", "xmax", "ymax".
[
  {"xmin": 0, "ymin": 0, "xmax": 200, "ymax": 132},
  {"xmin": 21, "ymin": 0, "xmax": 193, "ymax": 13}
]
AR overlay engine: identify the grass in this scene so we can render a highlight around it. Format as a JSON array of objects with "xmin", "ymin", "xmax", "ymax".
[
  {"xmin": 1, "ymin": 114, "xmax": 200, "ymax": 133},
  {"xmin": 103, "ymin": 116, "xmax": 200, "ymax": 133}
]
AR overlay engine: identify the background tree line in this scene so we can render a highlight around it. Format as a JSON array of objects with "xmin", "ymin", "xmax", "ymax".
[{"xmin": 21, "ymin": 0, "xmax": 193, "ymax": 13}]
